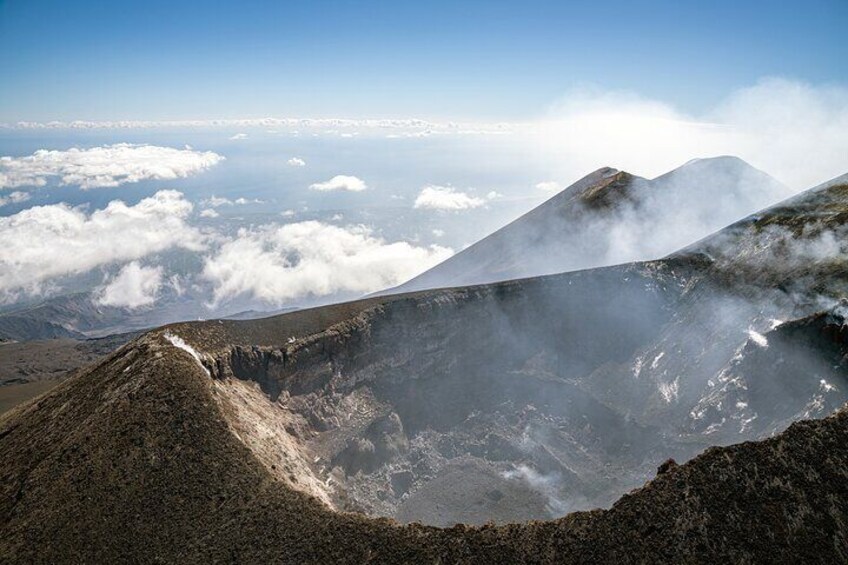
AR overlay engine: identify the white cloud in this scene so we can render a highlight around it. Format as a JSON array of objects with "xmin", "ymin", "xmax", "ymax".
[
  {"xmin": 281, "ymin": 209, "xmax": 296, "ymax": 217},
  {"xmin": 287, "ymin": 157, "xmax": 306, "ymax": 167},
  {"xmin": 95, "ymin": 261, "xmax": 164, "ymax": 309},
  {"xmin": 432, "ymin": 229, "xmax": 445, "ymax": 237},
  {"xmin": 200, "ymin": 208, "xmax": 220, "ymax": 218},
  {"xmin": 309, "ymin": 175, "xmax": 367, "ymax": 192},
  {"xmin": 0, "ymin": 191, "xmax": 31, "ymax": 207},
  {"xmin": 536, "ymin": 181, "xmax": 563, "ymax": 193},
  {"xmin": 0, "ymin": 190, "xmax": 203, "ymax": 301},
  {"xmin": 204, "ymin": 196, "xmax": 233, "ymax": 207},
  {"xmin": 202, "ymin": 195, "xmax": 262, "ymax": 207},
  {"xmin": 539, "ymin": 78, "xmax": 848, "ymax": 190},
  {"xmin": 201, "ymin": 221, "xmax": 452, "ymax": 304},
  {"xmin": 229, "ymin": 133, "xmax": 248, "ymax": 140},
  {"xmin": 0, "ymin": 143, "xmax": 224, "ymax": 190},
  {"xmin": 414, "ymin": 185, "xmax": 486, "ymax": 210}
]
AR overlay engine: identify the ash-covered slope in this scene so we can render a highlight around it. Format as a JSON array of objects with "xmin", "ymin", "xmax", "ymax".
[
  {"xmin": 2, "ymin": 170, "xmax": 848, "ymax": 562},
  {"xmin": 389, "ymin": 156, "xmax": 785, "ymax": 293}
]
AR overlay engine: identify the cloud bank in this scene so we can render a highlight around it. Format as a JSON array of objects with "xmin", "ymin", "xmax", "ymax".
[
  {"xmin": 201, "ymin": 195, "xmax": 262, "ymax": 207},
  {"xmin": 3, "ymin": 118, "xmax": 512, "ymax": 140},
  {"xmin": 0, "ymin": 190, "xmax": 203, "ymax": 301},
  {"xmin": 309, "ymin": 175, "xmax": 367, "ymax": 192},
  {"xmin": 0, "ymin": 143, "xmax": 224, "ymax": 190},
  {"xmin": 0, "ymin": 191, "xmax": 31, "ymax": 207},
  {"xmin": 201, "ymin": 221, "xmax": 452, "ymax": 304},
  {"xmin": 95, "ymin": 261, "xmax": 164, "ymax": 309},
  {"xmin": 414, "ymin": 185, "xmax": 486, "ymax": 210}
]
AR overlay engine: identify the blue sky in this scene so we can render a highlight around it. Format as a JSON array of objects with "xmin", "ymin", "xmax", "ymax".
[{"xmin": 1, "ymin": 0, "xmax": 846, "ymax": 121}]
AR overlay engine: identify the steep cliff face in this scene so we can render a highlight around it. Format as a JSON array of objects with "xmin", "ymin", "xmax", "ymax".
[{"xmin": 208, "ymin": 263, "xmax": 682, "ymax": 523}]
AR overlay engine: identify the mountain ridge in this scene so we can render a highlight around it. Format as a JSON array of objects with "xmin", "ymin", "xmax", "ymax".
[{"xmin": 387, "ymin": 156, "xmax": 786, "ymax": 294}]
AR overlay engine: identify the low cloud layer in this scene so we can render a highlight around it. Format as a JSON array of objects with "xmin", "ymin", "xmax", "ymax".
[
  {"xmin": 0, "ymin": 143, "xmax": 224, "ymax": 190},
  {"xmin": 202, "ymin": 221, "xmax": 452, "ymax": 304},
  {"xmin": 0, "ymin": 191, "xmax": 31, "ymax": 207},
  {"xmin": 0, "ymin": 190, "xmax": 203, "ymax": 301},
  {"xmin": 414, "ymin": 185, "xmax": 486, "ymax": 210},
  {"xmin": 201, "ymin": 195, "xmax": 262, "ymax": 207},
  {"xmin": 309, "ymin": 175, "xmax": 367, "ymax": 192},
  {"xmin": 4, "ymin": 118, "xmax": 510, "ymax": 140},
  {"xmin": 95, "ymin": 261, "xmax": 164, "ymax": 309}
]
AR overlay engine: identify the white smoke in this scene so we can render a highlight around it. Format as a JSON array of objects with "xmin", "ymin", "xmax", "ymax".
[
  {"xmin": 502, "ymin": 464, "xmax": 567, "ymax": 516},
  {"xmin": 537, "ymin": 78, "xmax": 848, "ymax": 191}
]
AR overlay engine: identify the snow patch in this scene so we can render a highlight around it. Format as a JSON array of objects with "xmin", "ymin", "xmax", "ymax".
[
  {"xmin": 658, "ymin": 376, "xmax": 679, "ymax": 403},
  {"xmin": 163, "ymin": 332, "xmax": 210, "ymax": 376},
  {"xmin": 739, "ymin": 413, "xmax": 758, "ymax": 433},
  {"xmin": 703, "ymin": 418, "xmax": 726, "ymax": 435},
  {"xmin": 747, "ymin": 329, "xmax": 768, "ymax": 348},
  {"xmin": 820, "ymin": 378, "xmax": 836, "ymax": 393},
  {"xmin": 631, "ymin": 354, "xmax": 645, "ymax": 378}
]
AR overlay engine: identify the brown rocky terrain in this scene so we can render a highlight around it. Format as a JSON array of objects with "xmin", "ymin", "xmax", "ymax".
[{"xmin": 0, "ymin": 333, "xmax": 136, "ymax": 414}]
